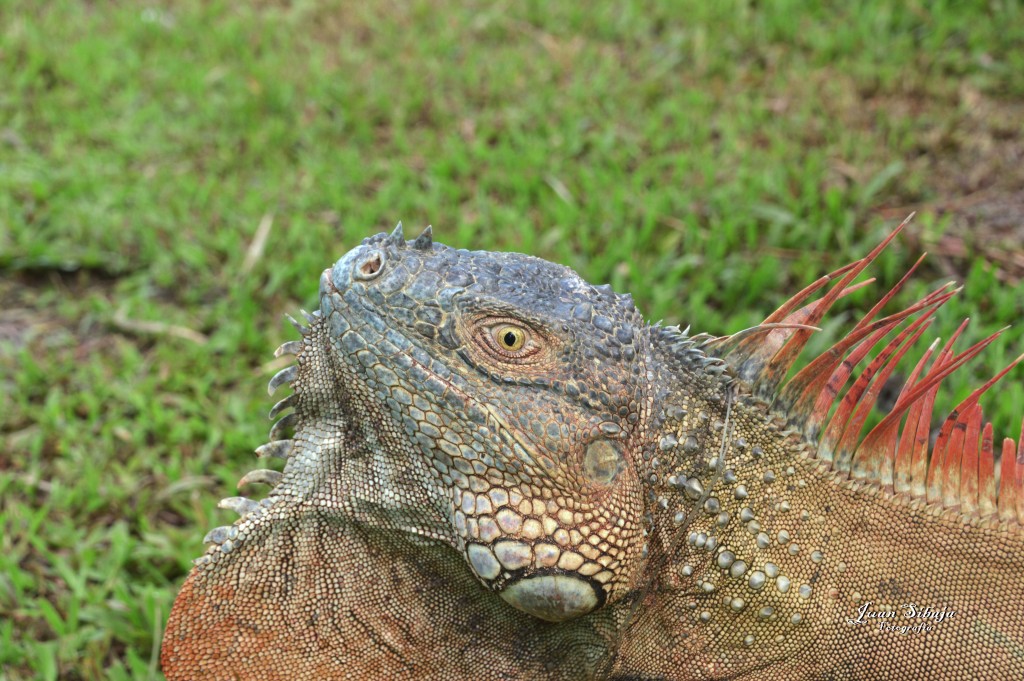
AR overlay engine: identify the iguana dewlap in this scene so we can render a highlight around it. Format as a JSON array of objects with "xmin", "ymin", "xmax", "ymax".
[{"xmin": 162, "ymin": 221, "xmax": 1024, "ymax": 679}]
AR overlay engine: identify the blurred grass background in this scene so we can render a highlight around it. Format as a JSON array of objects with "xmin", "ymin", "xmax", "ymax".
[{"xmin": 1, "ymin": 1, "xmax": 1023, "ymax": 678}]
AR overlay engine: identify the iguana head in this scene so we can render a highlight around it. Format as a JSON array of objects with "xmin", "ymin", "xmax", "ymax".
[{"xmin": 317, "ymin": 225, "xmax": 652, "ymax": 621}]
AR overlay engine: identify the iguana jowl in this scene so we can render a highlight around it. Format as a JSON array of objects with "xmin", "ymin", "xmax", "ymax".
[{"xmin": 162, "ymin": 220, "xmax": 1024, "ymax": 679}]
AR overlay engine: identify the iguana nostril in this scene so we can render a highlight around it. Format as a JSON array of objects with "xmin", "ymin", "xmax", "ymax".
[
  {"xmin": 362, "ymin": 257, "xmax": 380, "ymax": 275},
  {"xmin": 354, "ymin": 250, "xmax": 385, "ymax": 280}
]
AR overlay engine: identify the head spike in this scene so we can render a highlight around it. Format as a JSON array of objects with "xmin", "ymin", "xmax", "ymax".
[
  {"xmin": 412, "ymin": 225, "xmax": 433, "ymax": 250},
  {"xmin": 390, "ymin": 221, "xmax": 405, "ymax": 246}
]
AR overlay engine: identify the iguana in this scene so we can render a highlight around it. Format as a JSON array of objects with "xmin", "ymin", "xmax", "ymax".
[{"xmin": 161, "ymin": 219, "xmax": 1024, "ymax": 680}]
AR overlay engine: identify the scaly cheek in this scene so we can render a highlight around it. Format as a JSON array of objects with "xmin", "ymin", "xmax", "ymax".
[{"xmin": 455, "ymin": 448, "xmax": 647, "ymax": 621}]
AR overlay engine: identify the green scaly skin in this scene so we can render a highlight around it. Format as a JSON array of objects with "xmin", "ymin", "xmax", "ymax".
[{"xmin": 162, "ymin": 226, "xmax": 1024, "ymax": 679}]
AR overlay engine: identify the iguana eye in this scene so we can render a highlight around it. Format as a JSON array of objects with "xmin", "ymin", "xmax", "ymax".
[
  {"xmin": 469, "ymin": 317, "xmax": 545, "ymax": 363},
  {"xmin": 495, "ymin": 326, "xmax": 526, "ymax": 352}
]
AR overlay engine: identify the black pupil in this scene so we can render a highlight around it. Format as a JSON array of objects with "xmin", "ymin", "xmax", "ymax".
[{"xmin": 503, "ymin": 330, "xmax": 518, "ymax": 347}]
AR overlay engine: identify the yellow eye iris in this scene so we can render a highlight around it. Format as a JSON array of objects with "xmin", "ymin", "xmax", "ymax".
[
  {"xmin": 495, "ymin": 325, "xmax": 526, "ymax": 352},
  {"xmin": 471, "ymin": 317, "xmax": 546, "ymax": 365}
]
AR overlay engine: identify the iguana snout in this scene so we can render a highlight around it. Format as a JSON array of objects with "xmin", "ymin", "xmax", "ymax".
[{"xmin": 316, "ymin": 225, "xmax": 653, "ymax": 621}]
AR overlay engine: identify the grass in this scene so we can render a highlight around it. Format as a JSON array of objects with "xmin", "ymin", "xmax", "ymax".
[{"xmin": 1, "ymin": 1, "xmax": 1023, "ymax": 678}]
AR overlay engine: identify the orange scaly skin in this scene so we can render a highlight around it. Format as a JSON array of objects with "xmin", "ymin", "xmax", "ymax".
[{"xmin": 162, "ymin": 223, "xmax": 1024, "ymax": 679}]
